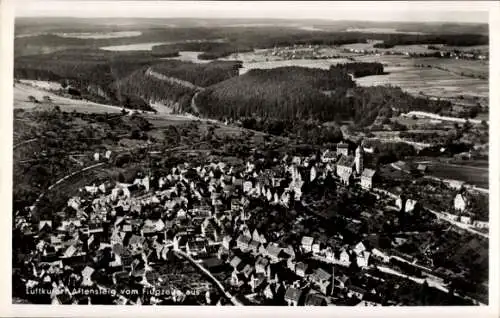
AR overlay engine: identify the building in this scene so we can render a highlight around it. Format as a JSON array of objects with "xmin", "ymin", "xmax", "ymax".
[
  {"xmin": 310, "ymin": 268, "xmax": 333, "ymax": 295},
  {"xmin": 454, "ymin": 193, "xmax": 468, "ymax": 212},
  {"xmin": 336, "ymin": 155, "xmax": 355, "ymax": 185},
  {"xmin": 360, "ymin": 169, "xmax": 376, "ymax": 190},
  {"xmin": 355, "ymin": 146, "xmax": 364, "ymax": 175},
  {"xmin": 337, "ymin": 142, "xmax": 349, "ymax": 157},
  {"xmin": 284, "ymin": 287, "xmax": 303, "ymax": 306},
  {"xmin": 301, "ymin": 236, "xmax": 314, "ymax": 253}
]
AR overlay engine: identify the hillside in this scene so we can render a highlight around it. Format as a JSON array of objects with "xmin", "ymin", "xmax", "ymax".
[
  {"xmin": 196, "ymin": 66, "xmax": 355, "ymax": 122},
  {"xmin": 195, "ymin": 66, "xmax": 451, "ymax": 126}
]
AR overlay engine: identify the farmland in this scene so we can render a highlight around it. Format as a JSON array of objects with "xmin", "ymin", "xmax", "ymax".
[{"xmin": 355, "ymin": 65, "xmax": 488, "ymax": 99}]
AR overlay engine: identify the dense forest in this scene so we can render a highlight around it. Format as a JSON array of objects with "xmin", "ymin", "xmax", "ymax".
[
  {"xmin": 14, "ymin": 50, "xmax": 240, "ymax": 112},
  {"xmin": 113, "ymin": 67, "xmax": 196, "ymax": 113},
  {"xmin": 195, "ymin": 66, "xmax": 452, "ymax": 128},
  {"xmin": 331, "ymin": 62, "xmax": 385, "ymax": 78},
  {"xmin": 149, "ymin": 60, "xmax": 242, "ymax": 87}
]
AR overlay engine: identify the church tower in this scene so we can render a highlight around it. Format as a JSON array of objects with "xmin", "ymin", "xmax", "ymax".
[{"xmin": 355, "ymin": 145, "xmax": 364, "ymax": 175}]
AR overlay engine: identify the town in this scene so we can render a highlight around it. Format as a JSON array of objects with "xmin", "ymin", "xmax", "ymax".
[{"xmin": 13, "ymin": 138, "xmax": 488, "ymax": 306}]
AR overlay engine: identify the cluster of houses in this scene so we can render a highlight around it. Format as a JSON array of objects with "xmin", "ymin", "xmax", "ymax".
[{"xmin": 12, "ymin": 143, "xmax": 389, "ymax": 305}]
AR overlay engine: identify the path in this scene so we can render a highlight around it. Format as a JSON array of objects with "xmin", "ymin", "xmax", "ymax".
[
  {"xmin": 173, "ymin": 249, "xmax": 243, "ymax": 306},
  {"xmin": 13, "ymin": 138, "xmax": 37, "ymax": 149},
  {"xmin": 31, "ymin": 162, "xmax": 106, "ymax": 209},
  {"xmin": 402, "ymin": 111, "xmax": 483, "ymax": 125}
]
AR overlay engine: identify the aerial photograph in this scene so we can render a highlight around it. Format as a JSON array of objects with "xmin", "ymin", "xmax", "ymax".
[{"xmin": 11, "ymin": 0, "xmax": 491, "ymax": 307}]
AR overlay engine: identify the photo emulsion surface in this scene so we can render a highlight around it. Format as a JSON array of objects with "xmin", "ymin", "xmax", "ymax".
[{"xmin": 12, "ymin": 1, "xmax": 490, "ymax": 306}]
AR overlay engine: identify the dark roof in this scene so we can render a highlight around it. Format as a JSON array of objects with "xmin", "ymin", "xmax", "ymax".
[
  {"xmin": 337, "ymin": 143, "xmax": 349, "ymax": 149},
  {"xmin": 305, "ymin": 293, "xmax": 328, "ymax": 306},
  {"xmin": 337, "ymin": 155, "xmax": 354, "ymax": 168},
  {"xmin": 312, "ymin": 268, "xmax": 332, "ymax": 282}
]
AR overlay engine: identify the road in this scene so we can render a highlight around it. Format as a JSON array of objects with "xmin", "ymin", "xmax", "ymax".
[
  {"xmin": 425, "ymin": 207, "xmax": 488, "ymax": 238},
  {"xmin": 173, "ymin": 249, "xmax": 244, "ymax": 306},
  {"xmin": 402, "ymin": 111, "xmax": 483, "ymax": 125}
]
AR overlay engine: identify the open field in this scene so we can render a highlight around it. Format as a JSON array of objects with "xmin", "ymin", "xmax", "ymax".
[
  {"xmin": 236, "ymin": 58, "xmax": 353, "ymax": 74},
  {"xmin": 14, "ymin": 83, "xmax": 124, "ymax": 113},
  {"xmin": 162, "ymin": 51, "xmax": 211, "ymax": 64},
  {"xmin": 55, "ymin": 31, "xmax": 143, "ymax": 39},
  {"xmin": 413, "ymin": 160, "xmax": 489, "ymax": 189},
  {"xmin": 355, "ymin": 66, "xmax": 488, "ymax": 99}
]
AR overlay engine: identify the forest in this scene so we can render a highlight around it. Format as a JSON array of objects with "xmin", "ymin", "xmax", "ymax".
[
  {"xmin": 195, "ymin": 66, "xmax": 452, "ymax": 129},
  {"xmin": 331, "ymin": 62, "xmax": 385, "ymax": 78},
  {"xmin": 149, "ymin": 60, "xmax": 242, "ymax": 87}
]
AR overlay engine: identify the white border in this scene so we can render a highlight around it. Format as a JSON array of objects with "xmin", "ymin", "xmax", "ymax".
[{"xmin": 1, "ymin": 1, "xmax": 499, "ymax": 317}]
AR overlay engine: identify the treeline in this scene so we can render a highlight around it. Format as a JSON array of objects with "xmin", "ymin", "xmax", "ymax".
[
  {"xmin": 152, "ymin": 41, "xmax": 253, "ymax": 60},
  {"xmin": 331, "ymin": 62, "xmax": 385, "ymax": 78},
  {"xmin": 150, "ymin": 60, "xmax": 241, "ymax": 87},
  {"xmin": 372, "ymin": 33, "xmax": 487, "ymax": 48}
]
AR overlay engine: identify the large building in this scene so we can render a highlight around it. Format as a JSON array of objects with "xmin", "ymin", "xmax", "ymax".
[
  {"xmin": 360, "ymin": 169, "xmax": 376, "ymax": 190},
  {"xmin": 336, "ymin": 155, "xmax": 355, "ymax": 185}
]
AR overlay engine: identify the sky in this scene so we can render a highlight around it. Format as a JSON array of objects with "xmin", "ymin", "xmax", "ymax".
[{"xmin": 15, "ymin": 1, "xmax": 493, "ymax": 23}]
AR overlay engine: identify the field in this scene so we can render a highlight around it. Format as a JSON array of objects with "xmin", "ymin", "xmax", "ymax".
[
  {"xmin": 412, "ymin": 159, "xmax": 489, "ymax": 189},
  {"xmin": 55, "ymin": 31, "xmax": 143, "ymax": 39},
  {"xmin": 14, "ymin": 83, "xmax": 124, "ymax": 113},
  {"xmin": 236, "ymin": 58, "xmax": 353, "ymax": 74},
  {"xmin": 355, "ymin": 65, "xmax": 488, "ymax": 99},
  {"xmin": 162, "ymin": 51, "xmax": 211, "ymax": 64}
]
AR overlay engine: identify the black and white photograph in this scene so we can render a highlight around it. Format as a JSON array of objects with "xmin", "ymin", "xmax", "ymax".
[{"xmin": 5, "ymin": 0, "xmax": 499, "ymax": 312}]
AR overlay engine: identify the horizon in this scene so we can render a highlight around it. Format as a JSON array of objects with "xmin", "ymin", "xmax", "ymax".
[{"xmin": 15, "ymin": 1, "xmax": 493, "ymax": 23}]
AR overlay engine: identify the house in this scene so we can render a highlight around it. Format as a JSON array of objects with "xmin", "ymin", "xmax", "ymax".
[
  {"xmin": 222, "ymin": 235, "xmax": 233, "ymax": 250},
  {"xmin": 405, "ymin": 199, "xmax": 418, "ymax": 213},
  {"xmin": 39, "ymin": 220, "xmax": 53, "ymax": 232},
  {"xmin": 255, "ymin": 256, "xmax": 271, "ymax": 276},
  {"xmin": 229, "ymin": 256, "xmax": 244, "ymax": 271},
  {"xmin": 249, "ymin": 273, "xmax": 267, "ymax": 292},
  {"xmin": 361, "ymin": 169, "xmax": 376, "ymax": 190},
  {"xmin": 236, "ymin": 234, "xmax": 252, "ymax": 250},
  {"xmin": 347, "ymin": 285, "xmax": 366, "ymax": 300},
  {"xmin": 445, "ymin": 179, "xmax": 465, "ymax": 191},
  {"xmin": 454, "ymin": 193, "xmax": 468, "ymax": 212},
  {"xmin": 265, "ymin": 244, "xmax": 286, "ymax": 263},
  {"xmin": 338, "ymin": 249, "xmax": 351, "ymax": 266},
  {"xmin": 186, "ymin": 239, "xmax": 208, "ymax": 257},
  {"xmin": 337, "ymin": 142, "xmax": 349, "ymax": 157},
  {"xmin": 417, "ymin": 164, "xmax": 428, "ymax": 173},
  {"xmin": 304, "ymin": 292, "xmax": 328, "ymax": 306},
  {"xmin": 301, "ymin": 236, "xmax": 314, "ymax": 253},
  {"xmin": 356, "ymin": 251, "xmax": 371, "ymax": 268},
  {"xmin": 310, "ymin": 268, "xmax": 332, "ymax": 295},
  {"xmin": 459, "ymin": 216, "xmax": 472, "ymax": 225},
  {"xmin": 284, "ymin": 287, "xmax": 303, "ymax": 306},
  {"xmin": 128, "ymin": 235, "xmax": 145, "ymax": 253},
  {"xmin": 321, "ymin": 150, "xmax": 337, "ymax": 163},
  {"xmin": 248, "ymin": 240, "xmax": 261, "ymax": 253},
  {"xmin": 81, "ymin": 266, "xmax": 95, "ymax": 286},
  {"xmin": 295, "ymin": 262, "xmax": 308, "ymax": 277}
]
